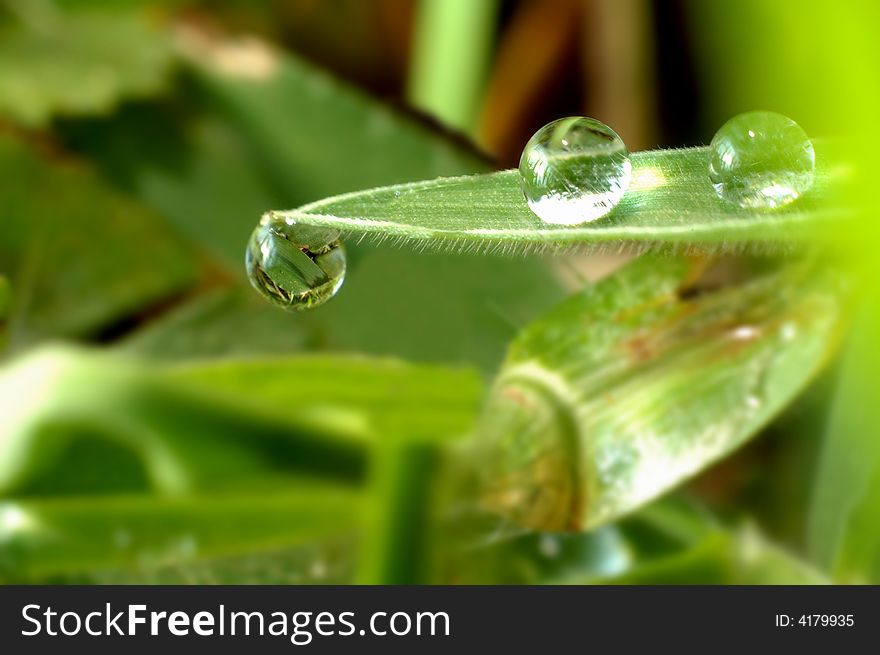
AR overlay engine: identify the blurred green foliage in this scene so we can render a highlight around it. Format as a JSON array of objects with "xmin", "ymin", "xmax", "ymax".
[{"xmin": 0, "ymin": 1, "xmax": 174, "ymax": 126}]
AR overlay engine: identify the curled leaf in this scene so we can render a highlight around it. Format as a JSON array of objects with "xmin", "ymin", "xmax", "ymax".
[{"xmin": 472, "ymin": 255, "xmax": 847, "ymax": 531}]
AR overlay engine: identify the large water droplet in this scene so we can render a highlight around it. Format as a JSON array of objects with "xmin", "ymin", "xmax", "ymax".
[
  {"xmin": 246, "ymin": 218, "xmax": 346, "ymax": 310},
  {"xmin": 519, "ymin": 117, "xmax": 631, "ymax": 225},
  {"xmin": 708, "ymin": 111, "xmax": 815, "ymax": 209}
]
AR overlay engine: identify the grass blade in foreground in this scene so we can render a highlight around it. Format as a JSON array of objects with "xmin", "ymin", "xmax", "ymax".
[
  {"xmin": 471, "ymin": 255, "xmax": 847, "ymax": 531},
  {"xmin": 0, "ymin": 489, "xmax": 355, "ymax": 582},
  {"xmin": 270, "ymin": 147, "xmax": 844, "ymax": 253},
  {"xmin": 0, "ymin": 347, "xmax": 482, "ymax": 496}
]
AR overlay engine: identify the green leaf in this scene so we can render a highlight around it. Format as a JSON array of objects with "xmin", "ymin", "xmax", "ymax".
[
  {"xmin": 0, "ymin": 347, "xmax": 481, "ymax": 582},
  {"xmin": 0, "ymin": 3, "xmax": 174, "ymax": 127},
  {"xmin": 179, "ymin": 32, "xmax": 491, "ymax": 205},
  {"xmin": 0, "ymin": 488, "xmax": 356, "ymax": 582},
  {"xmin": 305, "ymin": 248, "xmax": 568, "ymax": 373},
  {"xmin": 0, "ymin": 135, "xmax": 197, "ymax": 349},
  {"xmin": 119, "ymin": 288, "xmax": 315, "ymax": 361},
  {"xmin": 0, "ymin": 346, "xmax": 482, "ymax": 496},
  {"xmin": 164, "ymin": 353, "xmax": 483, "ymax": 443},
  {"xmin": 808, "ymin": 301, "xmax": 880, "ymax": 582},
  {"xmin": 271, "ymin": 146, "xmax": 843, "ymax": 253},
  {"xmin": 62, "ymin": 109, "xmax": 285, "ymax": 276},
  {"xmin": 471, "ymin": 254, "xmax": 846, "ymax": 531}
]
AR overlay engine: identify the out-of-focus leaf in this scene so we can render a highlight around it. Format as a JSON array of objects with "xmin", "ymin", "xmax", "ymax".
[
  {"xmin": 689, "ymin": 372, "xmax": 837, "ymax": 549},
  {"xmin": 0, "ymin": 488, "xmax": 356, "ymax": 583},
  {"xmin": 308, "ymin": 248, "xmax": 567, "ymax": 373},
  {"xmin": 116, "ymin": 235, "xmax": 564, "ymax": 372},
  {"xmin": 0, "ymin": 135, "xmax": 197, "ymax": 349},
  {"xmin": 119, "ymin": 288, "xmax": 315, "ymax": 361},
  {"xmin": 113, "ymin": 234, "xmax": 564, "ymax": 374},
  {"xmin": 164, "ymin": 353, "xmax": 483, "ymax": 443},
  {"xmin": 271, "ymin": 146, "xmax": 844, "ymax": 254},
  {"xmin": 0, "ymin": 346, "xmax": 481, "ymax": 583},
  {"xmin": 0, "ymin": 346, "xmax": 482, "ymax": 496},
  {"xmin": 178, "ymin": 30, "xmax": 491, "ymax": 204},
  {"xmin": 62, "ymin": 109, "xmax": 282, "ymax": 275},
  {"xmin": 0, "ymin": 3, "xmax": 174, "ymax": 127},
  {"xmin": 809, "ymin": 301, "xmax": 880, "ymax": 582},
  {"xmin": 472, "ymin": 254, "xmax": 846, "ymax": 531}
]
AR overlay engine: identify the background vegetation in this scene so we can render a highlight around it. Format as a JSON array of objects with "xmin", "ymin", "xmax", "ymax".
[{"xmin": 0, "ymin": 0, "xmax": 878, "ymax": 584}]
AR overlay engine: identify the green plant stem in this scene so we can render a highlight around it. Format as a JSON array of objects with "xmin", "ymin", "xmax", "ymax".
[
  {"xmin": 407, "ymin": 0, "xmax": 499, "ymax": 134},
  {"xmin": 356, "ymin": 439, "xmax": 437, "ymax": 584}
]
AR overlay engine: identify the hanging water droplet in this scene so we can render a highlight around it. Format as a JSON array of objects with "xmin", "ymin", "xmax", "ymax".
[
  {"xmin": 519, "ymin": 116, "xmax": 631, "ymax": 225},
  {"xmin": 245, "ymin": 218, "xmax": 346, "ymax": 310},
  {"xmin": 708, "ymin": 111, "xmax": 815, "ymax": 209}
]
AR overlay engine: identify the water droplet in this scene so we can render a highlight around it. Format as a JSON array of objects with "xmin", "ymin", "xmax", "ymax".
[
  {"xmin": 538, "ymin": 534, "xmax": 561, "ymax": 559},
  {"xmin": 246, "ymin": 218, "xmax": 346, "ymax": 310},
  {"xmin": 519, "ymin": 117, "xmax": 632, "ymax": 225},
  {"xmin": 708, "ymin": 111, "xmax": 815, "ymax": 209}
]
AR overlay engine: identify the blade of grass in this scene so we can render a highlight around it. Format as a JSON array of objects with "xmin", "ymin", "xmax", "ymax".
[
  {"xmin": 164, "ymin": 353, "xmax": 483, "ymax": 443},
  {"xmin": 0, "ymin": 488, "xmax": 356, "ymax": 582},
  {"xmin": 272, "ymin": 146, "xmax": 845, "ymax": 254},
  {"xmin": 357, "ymin": 439, "xmax": 437, "ymax": 584},
  {"xmin": 0, "ymin": 346, "xmax": 482, "ymax": 496}
]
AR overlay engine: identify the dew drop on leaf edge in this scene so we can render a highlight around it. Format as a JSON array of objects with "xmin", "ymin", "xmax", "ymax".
[
  {"xmin": 519, "ymin": 116, "xmax": 632, "ymax": 226},
  {"xmin": 708, "ymin": 110, "xmax": 815, "ymax": 210},
  {"xmin": 245, "ymin": 218, "xmax": 346, "ymax": 311}
]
